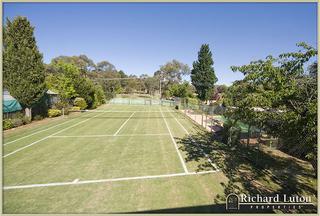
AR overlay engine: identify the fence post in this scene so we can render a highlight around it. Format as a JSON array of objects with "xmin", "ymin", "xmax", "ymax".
[
  {"xmin": 201, "ymin": 113, "xmax": 204, "ymax": 127},
  {"xmin": 205, "ymin": 114, "xmax": 208, "ymax": 130}
]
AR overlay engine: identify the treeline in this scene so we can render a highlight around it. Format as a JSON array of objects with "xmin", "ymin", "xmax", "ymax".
[{"xmin": 46, "ymin": 55, "xmax": 197, "ymax": 100}]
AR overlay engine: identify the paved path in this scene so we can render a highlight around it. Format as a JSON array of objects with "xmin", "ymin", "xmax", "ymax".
[{"xmin": 180, "ymin": 109, "xmax": 223, "ymax": 132}]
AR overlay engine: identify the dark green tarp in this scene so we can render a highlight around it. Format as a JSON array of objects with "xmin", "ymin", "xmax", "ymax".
[{"xmin": 3, "ymin": 90, "xmax": 22, "ymax": 113}]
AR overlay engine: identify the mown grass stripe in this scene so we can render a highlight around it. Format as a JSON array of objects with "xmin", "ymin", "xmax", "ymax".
[
  {"xmin": 160, "ymin": 108, "xmax": 188, "ymax": 174},
  {"xmin": 166, "ymin": 107, "xmax": 219, "ymax": 171},
  {"xmin": 4, "ymin": 170, "xmax": 218, "ymax": 190},
  {"xmin": 3, "ymin": 112, "xmax": 106, "ymax": 158}
]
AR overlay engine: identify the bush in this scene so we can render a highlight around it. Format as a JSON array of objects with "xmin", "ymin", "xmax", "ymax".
[
  {"xmin": 12, "ymin": 118, "xmax": 24, "ymax": 127},
  {"xmin": 69, "ymin": 106, "xmax": 81, "ymax": 111},
  {"xmin": 33, "ymin": 115, "xmax": 44, "ymax": 121},
  {"xmin": 23, "ymin": 116, "xmax": 32, "ymax": 124},
  {"xmin": 32, "ymin": 94, "xmax": 49, "ymax": 118},
  {"xmin": 222, "ymin": 119, "xmax": 241, "ymax": 146},
  {"xmin": 73, "ymin": 97, "xmax": 87, "ymax": 110},
  {"xmin": 3, "ymin": 119, "xmax": 14, "ymax": 130},
  {"xmin": 48, "ymin": 109, "xmax": 62, "ymax": 118},
  {"xmin": 53, "ymin": 100, "xmax": 69, "ymax": 110}
]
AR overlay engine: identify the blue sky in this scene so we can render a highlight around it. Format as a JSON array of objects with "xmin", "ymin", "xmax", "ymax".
[{"xmin": 3, "ymin": 3, "xmax": 317, "ymax": 85}]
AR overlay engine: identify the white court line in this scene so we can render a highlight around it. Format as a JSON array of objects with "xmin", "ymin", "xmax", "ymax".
[
  {"xmin": 4, "ymin": 118, "xmax": 78, "ymax": 146},
  {"xmin": 160, "ymin": 108, "xmax": 188, "ymax": 174},
  {"xmin": 51, "ymin": 133, "xmax": 170, "ymax": 138},
  {"xmin": 81, "ymin": 110, "xmax": 175, "ymax": 113},
  {"xmin": 3, "ymin": 170, "xmax": 218, "ymax": 190},
  {"xmin": 167, "ymin": 108, "xmax": 219, "ymax": 171},
  {"xmin": 113, "ymin": 112, "xmax": 136, "ymax": 136},
  {"xmin": 4, "ymin": 104, "xmax": 111, "ymax": 146},
  {"xmin": 3, "ymin": 112, "xmax": 106, "ymax": 158}
]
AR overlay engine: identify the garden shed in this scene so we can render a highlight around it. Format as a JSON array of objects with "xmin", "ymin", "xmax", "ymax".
[{"xmin": 46, "ymin": 89, "xmax": 59, "ymax": 108}]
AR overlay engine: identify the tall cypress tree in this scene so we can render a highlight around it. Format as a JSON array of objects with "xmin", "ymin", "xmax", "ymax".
[
  {"xmin": 4, "ymin": 16, "xmax": 46, "ymax": 118},
  {"xmin": 191, "ymin": 44, "xmax": 218, "ymax": 102}
]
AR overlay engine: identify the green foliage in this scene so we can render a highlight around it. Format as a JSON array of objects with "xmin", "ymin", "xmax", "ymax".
[
  {"xmin": 45, "ymin": 62, "xmax": 79, "ymax": 107},
  {"xmin": 155, "ymin": 60, "xmax": 190, "ymax": 97},
  {"xmin": 144, "ymin": 77, "xmax": 159, "ymax": 95},
  {"xmin": 22, "ymin": 116, "xmax": 31, "ymax": 124},
  {"xmin": 73, "ymin": 97, "xmax": 87, "ymax": 110},
  {"xmin": 51, "ymin": 55, "xmax": 95, "ymax": 75},
  {"xmin": 168, "ymin": 82, "xmax": 194, "ymax": 98},
  {"xmin": 221, "ymin": 119, "xmax": 241, "ymax": 146},
  {"xmin": 3, "ymin": 119, "xmax": 14, "ymax": 130},
  {"xmin": 12, "ymin": 118, "xmax": 24, "ymax": 127},
  {"xmin": 31, "ymin": 94, "xmax": 49, "ymax": 119},
  {"xmin": 225, "ymin": 42, "xmax": 317, "ymax": 171},
  {"xmin": 48, "ymin": 109, "xmax": 62, "ymax": 117},
  {"xmin": 93, "ymin": 85, "xmax": 106, "ymax": 108},
  {"xmin": 69, "ymin": 106, "xmax": 81, "ymax": 111},
  {"xmin": 88, "ymin": 71, "xmax": 124, "ymax": 99},
  {"xmin": 96, "ymin": 60, "xmax": 116, "ymax": 72},
  {"xmin": 188, "ymin": 97, "xmax": 200, "ymax": 105},
  {"xmin": 191, "ymin": 44, "xmax": 218, "ymax": 101},
  {"xmin": 46, "ymin": 61, "xmax": 104, "ymax": 109},
  {"xmin": 33, "ymin": 115, "xmax": 44, "ymax": 121},
  {"xmin": 157, "ymin": 60, "xmax": 190, "ymax": 83},
  {"xmin": 3, "ymin": 16, "xmax": 46, "ymax": 109}
]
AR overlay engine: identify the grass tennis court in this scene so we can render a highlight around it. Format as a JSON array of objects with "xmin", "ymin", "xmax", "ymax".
[{"xmin": 3, "ymin": 104, "xmax": 228, "ymax": 213}]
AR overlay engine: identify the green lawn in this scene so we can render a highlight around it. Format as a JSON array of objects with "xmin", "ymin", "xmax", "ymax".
[
  {"xmin": 3, "ymin": 104, "xmax": 317, "ymax": 213},
  {"xmin": 3, "ymin": 104, "xmax": 227, "ymax": 213}
]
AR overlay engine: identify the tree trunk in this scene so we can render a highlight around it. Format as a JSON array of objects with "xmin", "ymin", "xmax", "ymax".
[{"xmin": 25, "ymin": 107, "xmax": 32, "ymax": 120}]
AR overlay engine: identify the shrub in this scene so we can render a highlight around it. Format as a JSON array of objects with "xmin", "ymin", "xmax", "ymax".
[
  {"xmin": 33, "ymin": 115, "xmax": 44, "ymax": 121},
  {"xmin": 69, "ymin": 106, "xmax": 81, "ymax": 111},
  {"xmin": 12, "ymin": 118, "xmax": 24, "ymax": 127},
  {"xmin": 188, "ymin": 97, "xmax": 199, "ymax": 105},
  {"xmin": 73, "ymin": 97, "xmax": 87, "ymax": 110},
  {"xmin": 48, "ymin": 109, "xmax": 62, "ymax": 118},
  {"xmin": 3, "ymin": 119, "xmax": 14, "ymax": 130},
  {"xmin": 221, "ymin": 119, "xmax": 241, "ymax": 146},
  {"xmin": 23, "ymin": 116, "xmax": 32, "ymax": 124},
  {"xmin": 53, "ymin": 100, "xmax": 69, "ymax": 110}
]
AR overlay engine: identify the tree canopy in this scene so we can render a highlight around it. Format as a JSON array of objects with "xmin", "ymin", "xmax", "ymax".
[
  {"xmin": 191, "ymin": 44, "xmax": 218, "ymax": 101},
  {"xmin": 3, "ymin": 16, "xmax": 46, "ymax": 115},
  {"xmin": 224, "ymin": 42, "xmax": 317, "ymax": 171}
]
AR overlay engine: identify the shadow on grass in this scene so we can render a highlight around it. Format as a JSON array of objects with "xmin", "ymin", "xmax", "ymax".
[{"xmin": 175, "ymin": 126, "xmax": 317, "ymax": 214}]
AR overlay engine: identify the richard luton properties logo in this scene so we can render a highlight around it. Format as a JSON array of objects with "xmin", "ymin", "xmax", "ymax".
[{"xmin": 226, "ymin": 193, "xmax": 314, "ymax": 211}]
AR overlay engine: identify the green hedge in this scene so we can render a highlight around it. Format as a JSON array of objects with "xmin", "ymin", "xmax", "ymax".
[
  {"xmin": 3, "ymin": 119, "xmax": 14, "ymax": 130},
  {"xmin": 48, "ymin": 109, "xmax": 62, "ymax": 117},
  {"xmin": 74, "ymin": 97, "xmax": 87, "ymax": 110}
]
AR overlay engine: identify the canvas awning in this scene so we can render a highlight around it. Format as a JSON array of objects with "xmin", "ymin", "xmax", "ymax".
[{"xmin": 3, "ymin": 90, "xmax": 22, "ymax": 113}]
